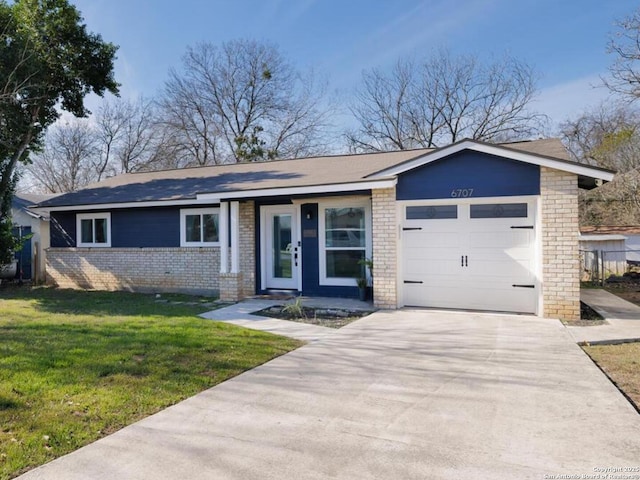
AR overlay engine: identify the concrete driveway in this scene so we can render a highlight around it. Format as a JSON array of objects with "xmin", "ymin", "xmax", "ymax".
[{"xmin": 19, "ymin": 310, "xmax": 640, "ymax": 480}]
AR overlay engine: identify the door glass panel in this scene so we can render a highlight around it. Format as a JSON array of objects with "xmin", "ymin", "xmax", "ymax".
[
  {"xmin": 470, "ymin": 203, "xmax": 528, "ymax": 218},
  {"xmin": 272, "ymin": 214, "xmax": 292, "ymax": 279},
  {"xmin": 406, "ymin": 205, "xmax": 457, "ymax": 220}
]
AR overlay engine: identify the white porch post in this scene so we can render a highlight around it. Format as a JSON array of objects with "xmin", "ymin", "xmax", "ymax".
[
  {"xmin": 219, "ymin": 201, "xmax": 229, "ymax": 274},
  {"xmin": 230, "ymin": 201, "xmax": 240, "ymax": 273}
]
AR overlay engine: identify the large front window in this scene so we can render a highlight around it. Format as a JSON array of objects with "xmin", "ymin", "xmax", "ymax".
[
  {"xmin": 180, "ymin": 208, "xmax": 220, "ymax": 246},
  {"xmin": 320, "ymin": 202, "xmax": 370, "ymax": 286},
  {"xmin": 77, "ymin": 213, "xmax": 111, "ymax": 247}
]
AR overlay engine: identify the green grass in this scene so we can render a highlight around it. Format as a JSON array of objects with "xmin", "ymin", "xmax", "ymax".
[
  {"xmin": 584, "ymin": 342, "xmax": 640, "ymax": 412},
  {"xmin": 0, "ymin": 287, "xmax": 302, "ymax": 479}
]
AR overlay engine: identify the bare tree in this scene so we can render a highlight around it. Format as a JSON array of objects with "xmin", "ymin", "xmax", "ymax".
[
  {"xmin": 26, "ymin": 119, "xmax": 99, "ymax": 193},
  {"xmin": 605, "ymin": 7, "xmax": 640, "ymax": 100},
  {"xmin": 94, "ymin": 97, "xmax": 163, "ymax": 176},
  {"xmin": 156, "ymin": 74, "xmax": 221, "ymax": 166},
  {"xmin": 560, "ymin": 102, "xmax": 640, "ymax": 225},
  {"xmin": 24, "ymin": 96, "xmax": 168, "ymax": 192},
  {"xmin": 156, "ymin": 39, "xmax": 332, "ymax": 163},
  {"xmin": 347, "ymin": 50, "xmax": 545, "ymax": 152}
]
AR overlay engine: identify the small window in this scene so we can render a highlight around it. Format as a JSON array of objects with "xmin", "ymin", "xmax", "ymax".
[
  {"xmin": 470, "ymin": 203, "xmax": 528, "ymax": 219},
  {"xmin": 406, "ymin": 205, "xmax": 457, "ymax": 220},
  {"xmin": 180, "ymin": 208, "xmax": 219, "ymax": 246},
  {"xmin": 77, "ymin": 213, "xmax": 111, "ymax": 247}
]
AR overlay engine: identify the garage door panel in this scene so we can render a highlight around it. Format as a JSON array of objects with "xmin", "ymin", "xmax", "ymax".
[
  {"xmin": 404, "ymin": 260, "xmax": 459, "ymax": 277},
  {"xmin": 401, "ymin": 200, "xmax": 537, "ymax": 314},
  {"xmin": 469, "ymin": 230, "xmax": 533, "ymax": 248},
  {"xmin": 468, "ymin": 260, "xmax": 535, "ymax": 278},
  {"xmin": 462, "ymin": 286, "xmax": 537, "ymax": 313},
  {"xmin": 403, "ymin": 231, "xmax": 460, "ymax": 248},
  {"xmin": 404, "ymin": 285, "xmax": 462, "ymax": 310}
]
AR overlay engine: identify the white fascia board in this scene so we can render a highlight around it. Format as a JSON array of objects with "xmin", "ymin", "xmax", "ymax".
[
  {"xmin": 197, "ymin": 179, "xmax": 397, "ymax": 201},
  {"xmin": 35, "ymin": 198, "xmax": 222, "ymax": 213},
  {"xmin": 368, "ymin": 140, "xmax": 615, "ymax": 182}
]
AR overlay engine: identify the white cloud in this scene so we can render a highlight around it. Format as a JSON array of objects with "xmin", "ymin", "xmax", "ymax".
[{"xmin": 533, "ymin": 74, "xmax": 615, "ymax": 128}]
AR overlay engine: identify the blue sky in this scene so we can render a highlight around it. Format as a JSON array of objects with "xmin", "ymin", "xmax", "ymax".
[{"xmin": 73, "ymin": 0, "xmax": 634, "ymax": 130}]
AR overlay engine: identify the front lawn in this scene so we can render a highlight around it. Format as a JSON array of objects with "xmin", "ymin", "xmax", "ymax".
[
  {"xmin": 0, "ymin": 287, "xmax": 301, "ymax": 479},
  {"xmin": 583, "ymin": 342, "xmax": 640, "ymax": 412}
]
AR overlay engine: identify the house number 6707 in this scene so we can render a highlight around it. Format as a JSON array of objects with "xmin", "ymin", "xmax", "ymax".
[{"xmin": 451, "ymin": 188, "xmax": 474, "ymax": 198}]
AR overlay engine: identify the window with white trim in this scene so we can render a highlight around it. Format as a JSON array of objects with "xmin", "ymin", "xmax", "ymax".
[
  {"xmin": 319, "ymin": 201, "xmax": 371, "ymax": 286},
  {"xmin": 77, "ymin": 213, "xmax": 111, "ymax": 247},
  {"xmin": 180, "ymin": 208, "xmax": 220, "ymax": 246}
]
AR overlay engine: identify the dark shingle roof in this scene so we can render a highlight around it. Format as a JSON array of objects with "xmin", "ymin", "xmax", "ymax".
[
  {"xmin": 36, "ymin": 138, "xmax": 598, "ymax": 209},
  {"xmin": 37, "ymin": 149, "xmax": 432, "ymax": 207}
]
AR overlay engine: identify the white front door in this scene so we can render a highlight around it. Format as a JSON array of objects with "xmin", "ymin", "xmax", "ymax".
[
  {"xmin": 262, "ymin": 205, "xmax": 300, "ymax": 290},
  {"xmin": 401, "ymin": 198, "xmax": 538, "ymax": 314}
]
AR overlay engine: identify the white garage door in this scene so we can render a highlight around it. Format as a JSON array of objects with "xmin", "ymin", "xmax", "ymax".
[{"xmin": 401, "ymin": 199, "xmax": 538, "ymax": 314}]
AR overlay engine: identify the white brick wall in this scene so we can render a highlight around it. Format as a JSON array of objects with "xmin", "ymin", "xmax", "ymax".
[
  {"xmin": 47, "ymin": 247, "xmax": 220, "ymax": 295},
  {"xmin": 372, "ymin": 187, "xmax": 397, "ymax": 309},
  {"xmin": 541, "ymin": 167, "xmax": 580, "ymax": 320}
]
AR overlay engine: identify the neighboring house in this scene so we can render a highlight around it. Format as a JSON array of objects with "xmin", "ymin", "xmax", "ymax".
[
  {"xmin": 33, "ymin": 138, "xmax": 613, "ymax": 320},
  {"xmin": 11, "ymin": 193, "xmax": 57, "ymax": 283},
  {"xmin": 578, "ymin": 234, "xmax": 627, "ymax": 279},
  {"xmin": 580, "ymin": 225, "xmax": 640, "ymax": 264}
]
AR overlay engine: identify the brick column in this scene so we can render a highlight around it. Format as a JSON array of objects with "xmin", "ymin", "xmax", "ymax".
[
  {"xmin": 541, "ymin": 167, "xmax": 580, "ymax": 320},
  {"xmin": 372, "ymin": 187, "xmax": 397, "ymax": 309},
  {"xmin": 219, "ymin": 272, "xmax": 243, "ymax": 301},
  {"xmin": 239, "ymin": 201, "xmax": 256, "ymax": 297}
]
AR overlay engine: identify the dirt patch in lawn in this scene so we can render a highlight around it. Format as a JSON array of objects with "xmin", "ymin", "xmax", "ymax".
[
  {"xmin": 254, "ymin": 305, "xmax": 374, "ymax": 329},
  {"xmin": 605, "ymin": 284, "xmax": 640, "ymax": 308},
  {"xmin": 583, "ymin": 342, "xmax": 640, "ymax": 413},
  {"xmin": 561, "ymin": 302, "xmax": 607, "ymax": 326}
]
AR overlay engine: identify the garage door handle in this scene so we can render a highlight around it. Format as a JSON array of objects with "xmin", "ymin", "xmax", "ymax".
[
  {"xmin": 402, "ymin": 227, "xmax": 422, "ymax": 231},
  {"xmin": 404, "ymin": 280, "xmax": 423, "ymax": 284},
  {"xmin": 461, "ymin": 255, "xmax": 468, "ymax": 267},
  {"xmin": 512, "ymin": 284, "xmax": 535, "ymax": 288},
  {"xmin": 510, "ymin": 226, "xmax": 534, "ymax": 229}
]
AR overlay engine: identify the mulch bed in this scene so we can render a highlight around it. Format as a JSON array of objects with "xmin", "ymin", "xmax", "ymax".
[
  {"xmin": 562, "ymin": 301, "xmax": 607, "ymax": 326},
  {"xmin": 254, "ymin": 305, "xmax": 374, "ymax": 329}
]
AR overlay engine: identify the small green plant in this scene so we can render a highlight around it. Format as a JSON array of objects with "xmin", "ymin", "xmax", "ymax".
[
  {"xmin": 358, "ymin": 258, "xmax": 373, "ymax": 286},
  {"xmin": 282, "ymin": 297, "xmax": 306, "ymax": 318},
  {"xmin": 356, "ymin": 277, "xmax": 368, "ymax": 289}
]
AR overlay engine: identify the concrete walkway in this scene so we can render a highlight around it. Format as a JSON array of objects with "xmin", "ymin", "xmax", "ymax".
[
  {"xmin": 18, "ymin": 310, "xmax": 640, "ymax": 480},
  {"xmin": 199, "ymin": 296, "xmax": 373, "ymax": 343},
  {"xmin": 199, "ymin": 299, "xmax": 337, "ymax": 342},
  {"xmin": 568, "ymin": 289, "xmax": 640, "ymax": 344}
]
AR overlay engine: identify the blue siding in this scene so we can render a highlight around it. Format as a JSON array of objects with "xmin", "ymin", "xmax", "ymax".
[
  {"xmin": 396, "ymin": 150, "xmax": 540, "ymax": 200},
  {"xmin": 51, "ymin": 212, "xmax": 76, "ymax": 247},
  {"xmin": 51, "ymin": 206, "xmax": 203, "ymax": 248},
  {"xmin": 111, "ymin": 208, "xmax": 179, "ymax": 247}
]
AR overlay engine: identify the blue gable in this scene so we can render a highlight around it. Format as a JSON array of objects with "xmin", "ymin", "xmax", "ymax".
[{"xmin": 396, "ymin": 150, "xmax": 540, "ymax": 201}]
